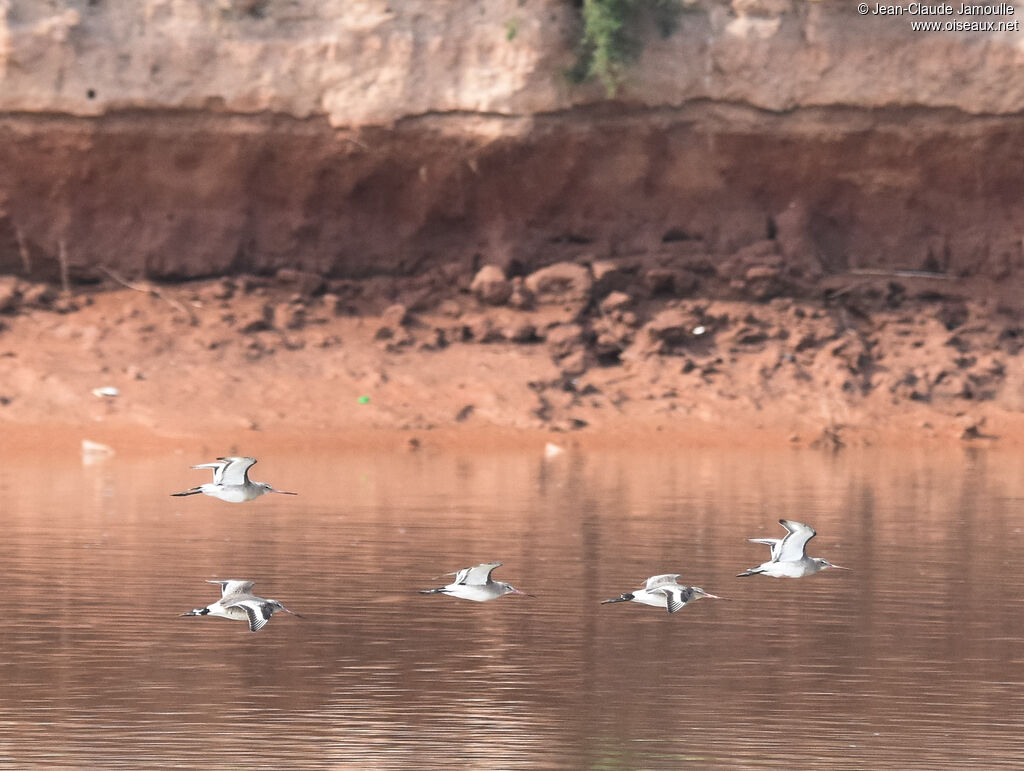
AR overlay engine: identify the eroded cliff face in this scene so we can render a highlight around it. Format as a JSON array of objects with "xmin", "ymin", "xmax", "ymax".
[
  {"xmin": 0, "ymin": 1, "xmax": 1022, "ymax": 443},
  {"xmin": 0, "ymin": 1, "xmax": 576, "ymax": 123},
  {"xmin": 4, "ymin": 0, "xmax": 1023, "ymax": 121},
  {"xmin": 0, "ymin": 1, "xmax": 1022, "ymax": 278}
]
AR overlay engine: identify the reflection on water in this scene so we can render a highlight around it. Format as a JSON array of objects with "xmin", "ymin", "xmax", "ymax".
[{"xmin": 1, "ymin": 445, "xmax": 1023, "ymax": 768}]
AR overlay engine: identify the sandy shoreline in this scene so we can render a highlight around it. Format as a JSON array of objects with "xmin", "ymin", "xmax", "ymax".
[
  {"xmin": 1, "ymin": 271, "xmax": 1022, "ymax": 455},
  {"xmin": 7, "ymin": 412, "xmax": 1018, "ymax": 462}
]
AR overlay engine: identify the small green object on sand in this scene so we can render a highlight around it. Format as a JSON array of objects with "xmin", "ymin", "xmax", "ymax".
[{"xmin": 357, "ymin": 395, "xmax": 370, "ymax": 404}]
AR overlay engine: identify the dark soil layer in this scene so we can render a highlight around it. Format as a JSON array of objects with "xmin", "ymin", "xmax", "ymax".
[{"xmin": 1, "ymin": 105, "xmax": 1022, "ymax": 285}]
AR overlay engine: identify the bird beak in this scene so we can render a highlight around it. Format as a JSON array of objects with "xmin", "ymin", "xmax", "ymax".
[
  {"xmin": 601, "ymin": 596, "xmax": 629, "ymax": 604},
  {"xmin": 702, "ymin": 593, "xmax": 728, "ymax": 600},
  {"xmin": 271, "ymin": 488, "xmax": 298, "ymax": 495},
  {"xmin": 180, "ymin": 610, "xmax": 198, "ymax": 617},
  {"xmin": 511, "ymin": 589, "xmax": 536, "ymax": 598},
  {"xmin": 829, "ymin": 564, "xmax": 852, "ymax": 570}
]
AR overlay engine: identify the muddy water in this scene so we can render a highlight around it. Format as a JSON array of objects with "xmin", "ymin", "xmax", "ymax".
[{"xmin": 0, "ymin": 445, "xmax": 1023, "ymax": 768}]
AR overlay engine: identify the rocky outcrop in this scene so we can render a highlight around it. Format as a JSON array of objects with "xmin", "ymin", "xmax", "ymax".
[
  {"xmin": 524, "ymin": 262, "xmax": 593, "ymax": 307},
  {"xmin": 470, "ymin": 265, "xmax": 513, "ymax": 306}
]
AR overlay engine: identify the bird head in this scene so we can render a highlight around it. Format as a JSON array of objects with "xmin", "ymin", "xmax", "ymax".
[
  {"xmin": 691, "ymin": 587, "xmax": 727, "ymax": 601},
  {"xmin": 817, "ymin": 558, "xmax": 850, "ymax": 571},
  {"xmin": 261, "ymin": 483, "xmax": 298, "ymax": 496},
  {"xmin": 499, "ymin": 582, "xmax": 535, "ymax": 598}
]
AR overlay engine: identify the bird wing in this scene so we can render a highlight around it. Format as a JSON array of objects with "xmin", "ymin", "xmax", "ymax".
[
  {"xmin": 653, "ymin": 587, "xmax": 684, "ymax": 613},
  {"xmin": 644, "ymin": 574, "xmax": 681, "ymax": 591},
  {"xmin": 777, "ymin": 519, "xmax": 816, "ymax": 561},
  {"xmin": 462, "ymin": 562, "xmax": 502, "ymax": 585},
  {"xmin": 191, "ymin": 460, "xmax": 229, "ymax": 485},
  {"xmin": 748, "ymin": 538, "xmax": 783, "ymax": 561},
  {"xmin": 207, "ymin": 579, "xmax": 256, "ymax": 598},
  {"xmin": 447, "ymin": 567, "xmax": 471, "ymax": 586},
  {"xmin": 227, "ymin": 599, "xmax": 273, "ymax": 632},
  {"xmin": 216, "ymin": 457, "xmax": 258, "ymax": 486}
]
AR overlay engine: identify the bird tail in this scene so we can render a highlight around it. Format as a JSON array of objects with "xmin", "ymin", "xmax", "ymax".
[{"xmin": 171, "ymin": 488, "xmax": 203, "ymax": 497}]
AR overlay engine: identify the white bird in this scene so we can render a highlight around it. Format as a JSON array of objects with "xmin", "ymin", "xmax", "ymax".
[
  {"xmin": 171, "ymin": 456, "xmax": 297, "ymax": 502},
  {"xmin": 181, "ymin": 580, "xmax": 302, "ymax": 632},
  {"xmin": 738, "ymin": 519, "xmax": 851, "ymax": 578},
  {"xmin": 419, "ymin": 561, "xmax": 533, "ymax": 602},
  {"xmin": 601, "ymin": 574, "xmax": 725, "ymax": 614}
]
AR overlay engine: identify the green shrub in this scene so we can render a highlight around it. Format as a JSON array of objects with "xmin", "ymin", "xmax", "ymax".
[{"xmin": 568, "ymin": 0, "xmax": 683, "ymax": 96}]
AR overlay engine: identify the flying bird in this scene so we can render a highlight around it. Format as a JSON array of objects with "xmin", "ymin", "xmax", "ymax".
[
  {"xmin": 171, "ymin": 456, "xmax": 297, "ymax": 502},
  {"xmin": 738, "ymin": 519, "xmax": 850, "ymax": 578},
  {"xmin": 181, "ymin": 580, "xmax": 302, "ymax": 632},
  {"xmin": 601, "ymin": 574, "xmax": 725, "ymax": 614},
  {"xmin": 419, "ymin": 561, "xmax": 533, "ymax": 602}
]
